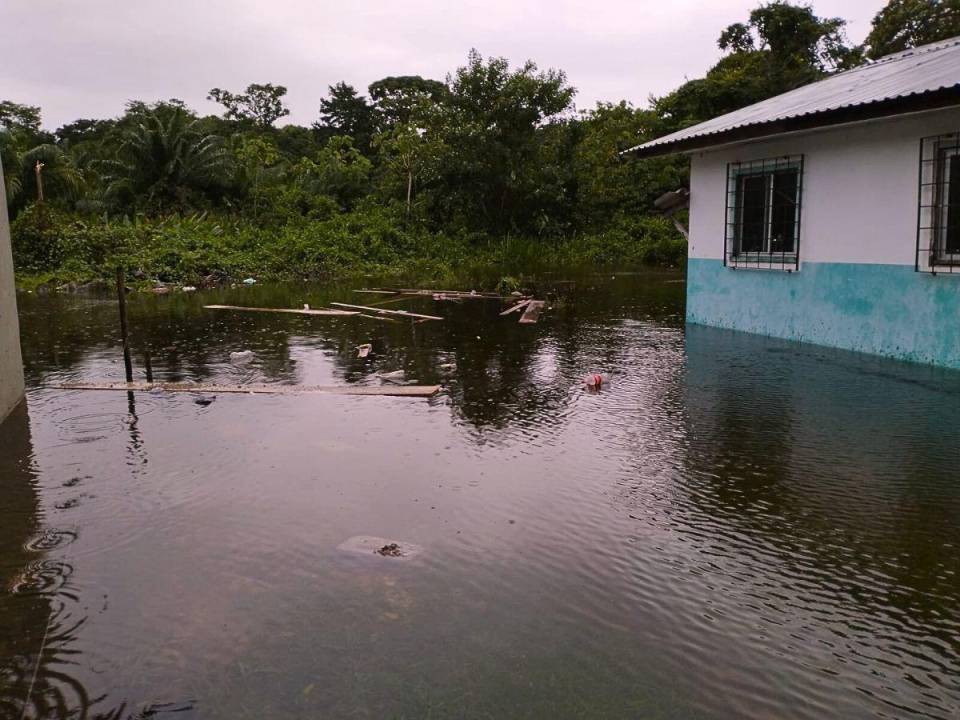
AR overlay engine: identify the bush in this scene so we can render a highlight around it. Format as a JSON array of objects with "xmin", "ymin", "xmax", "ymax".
[{"xmin": 12, "ymin": 204, "xmax": 687, "ymax": 287}]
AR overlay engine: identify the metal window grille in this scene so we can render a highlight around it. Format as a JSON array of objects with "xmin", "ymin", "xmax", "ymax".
[
  {"xmin": 724, "ymin": 155, "xmax": 803, "ymax": 271},
  {"xmin": 917, "ymin": 133, "xmax": 960, "ymax": 274}
]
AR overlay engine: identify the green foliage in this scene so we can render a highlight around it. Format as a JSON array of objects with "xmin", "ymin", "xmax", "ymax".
[
  {"xmin": 0, "ymin": 101, "xmax": 42, "ymax": 134},
  {"xmin": 369, "ymin": 75, "xmax": 448, "ymax": 128},
  {"xmin": 98, "ymin": 101, "xmax": 234, "ymax": 213},
  {"xmin": 315, "ymin": 83, "xmax": 376, "ymax": 151},
  {"xmin": 293, "ymin": 136, "xmax": 373, "ymax": 210},
  {"xmin": 207, "ymin": 83, "xmax": 290, "ymax": 129},
  {"xmin": 865, "ymin": 0, "xmax": 960, "ymax": 59}
]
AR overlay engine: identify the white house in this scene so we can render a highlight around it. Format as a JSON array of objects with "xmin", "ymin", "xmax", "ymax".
[
  {"xmin": 632, "ymin": 37, "xmax": 960, "ymax": 369},
  {"xmin": 0, "ymin": 158, "xmax": 24, "ymax": 422}
]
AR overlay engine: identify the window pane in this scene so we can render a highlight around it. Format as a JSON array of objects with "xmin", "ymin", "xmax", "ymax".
[
  {"xmin": 770, "ymin": 169, "xmax": 798, "ymax": 253},
  {"xmin": 946, "ymin": 154, "xmax": 960, "ymax": 254},
  {"xmin": 738, "ymin": 175, "xmax": 766, "ymax": 253}
]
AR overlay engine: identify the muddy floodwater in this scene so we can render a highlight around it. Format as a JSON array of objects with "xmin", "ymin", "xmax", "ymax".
[{"xmin": 2, "ymin": 272, "xmax": 960, "ymax": 719}]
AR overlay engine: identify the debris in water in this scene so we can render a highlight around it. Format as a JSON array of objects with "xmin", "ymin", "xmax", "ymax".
[
  {"xmin": 181, "ymin": 286, "xmax": 197, "ymax": 292},
  {"xmin": 337, "ymin": 535, "xmax": 423, "ymax": 558},
  {"xmin": 330, "ymin": 302, "xmax": 443, "ymax": 321},
  {"xmin": 194, "ymin": 395, "xmax": 216, "ymax": 406},
  {"xmin": 150, "ymin": 286, "xmax": 171, "ymax": 295},
  {"xmin": 243, "ymin": 277, "xmax": 257, "ymax": 285},
  {"xmin": 584, "ymin": 373, "xmax": 605, "ymax": 389},
  {"xmin": 500, "ymin": 299, "xmax": 532, "ymax": 316},
  {"xmin": 229, "ymin": 350, "xmax": 255, "ymax": 365},
  {"xmin": 357, "ymin": 343, "xmax": 372, "ymax": 358},
  {"xmin": 303, "ymin": 303, "xmax": 310, "ymax": 310},
  {"xmin": 54, "ymin": 381, "xmax": 441, "ymax": 398},
  {"xmin": 205, "ymin": 304, "xmax": 357, "ymax": 317},
  {"xmin": 519, "ymin": 300, "xmax": 546, "ymax": 324}
]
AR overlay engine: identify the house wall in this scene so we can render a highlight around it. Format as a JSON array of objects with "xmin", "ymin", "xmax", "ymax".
[
  {"xmin": 0, "ymin": 159, "xmax": 25, "ymax": 422},
  {"xmin": 686, "ymin": 107, "xmax": 960, "ymax": 368}
]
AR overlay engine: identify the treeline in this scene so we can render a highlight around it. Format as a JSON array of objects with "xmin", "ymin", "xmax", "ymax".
[{"xmin": 2, "ymin": 0, "xmax": 955, "ymax": 285}]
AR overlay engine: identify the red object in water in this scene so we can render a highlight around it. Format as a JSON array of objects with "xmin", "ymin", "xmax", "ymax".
[{"xmin": 584, "ymin": 374, "xmax": 604, "ymax": 388}]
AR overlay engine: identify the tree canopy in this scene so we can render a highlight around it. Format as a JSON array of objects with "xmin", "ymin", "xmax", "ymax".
[{"xmin": 865, "ymin": 0, "xmax": 960, "ymax": 59}]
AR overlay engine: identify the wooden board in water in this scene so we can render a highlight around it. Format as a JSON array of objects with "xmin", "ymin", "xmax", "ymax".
[
  {"xmin": 53, "ymin": 382, "xmax": 441, "ymax": 397},
  {"xmin": 518, "ymin": 300, "xmax": 546, "ymax": 324},
  {"xmin": 204, "ymin": 304, "xmax": 358, "ymax": 316}
]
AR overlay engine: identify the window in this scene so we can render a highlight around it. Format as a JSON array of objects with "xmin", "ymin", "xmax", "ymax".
[
  {"xmin": 918, "ymin": 134, "xmax": 960, "ymax": 273},
  {"xmin": 725, "ymin": 156, "xmax": 803, "ymax": 271}
]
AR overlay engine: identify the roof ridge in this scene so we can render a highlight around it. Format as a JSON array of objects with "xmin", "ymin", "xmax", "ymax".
[{"xmin": 871, "ymin": 35, "xmax": 960, "ymax": 65}]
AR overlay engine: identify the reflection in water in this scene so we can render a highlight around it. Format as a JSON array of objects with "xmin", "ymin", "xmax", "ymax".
[{"xmin": 2, "ymin": 274, "xmax": 959, "ymax": 718}]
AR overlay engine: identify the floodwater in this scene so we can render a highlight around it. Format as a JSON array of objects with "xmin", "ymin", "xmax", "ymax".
[{"xmin": 2, "ymin": 272, "xmax": 960, "ymax": 719}]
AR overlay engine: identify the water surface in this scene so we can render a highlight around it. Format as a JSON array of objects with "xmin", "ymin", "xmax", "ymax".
[{"xmin": 2, "ymin": 273, "xmax": 960, "ymax": 719}]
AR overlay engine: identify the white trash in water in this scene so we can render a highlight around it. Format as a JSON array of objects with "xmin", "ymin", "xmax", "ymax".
[
  {"xmin": 242, "ymin": 277, "xmax": 256, "ymax": 285},
  {"xmin": 229, "ymin": 350, "xmax": 255, "ymax": 364}
]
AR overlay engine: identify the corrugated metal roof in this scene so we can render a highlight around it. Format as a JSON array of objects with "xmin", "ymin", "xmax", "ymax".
[{"xmin": 629, "ymin": 36, "xmax": 960, "ymax": 156}]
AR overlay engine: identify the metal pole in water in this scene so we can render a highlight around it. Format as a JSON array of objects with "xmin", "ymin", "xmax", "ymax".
[{"xmin": 115, "ymin": 266, "xmax": 133, "ymax": 383}]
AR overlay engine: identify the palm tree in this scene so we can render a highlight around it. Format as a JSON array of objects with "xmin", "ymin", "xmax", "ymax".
[
  {"xmin": 99, "ymin": 104, "xmax": 233, "ymax": 212},
  {"xmin": 19, "ymin": 144, "xmax": 85, "ymax": 203}
]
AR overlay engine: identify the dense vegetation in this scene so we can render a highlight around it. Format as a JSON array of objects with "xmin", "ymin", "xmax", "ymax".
[{"xmin": 2, "ymin": 0, "xmax": 953, "ymax": 288}]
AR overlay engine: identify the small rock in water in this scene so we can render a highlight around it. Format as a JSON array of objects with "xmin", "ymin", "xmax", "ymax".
[{"xmin": 194, "ymin": 395, "xmax": 216, "ymax": 406}]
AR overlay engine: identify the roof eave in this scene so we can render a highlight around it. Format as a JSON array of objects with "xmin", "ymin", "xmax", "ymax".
[{"xmin": 631, "ymin": 86, "xmax": 960, "ymax": 159}]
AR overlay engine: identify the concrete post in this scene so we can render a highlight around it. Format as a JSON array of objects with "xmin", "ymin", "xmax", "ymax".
[{"xmin": 0, "ymin": 158, "xmax": 25, "ymax": 423}]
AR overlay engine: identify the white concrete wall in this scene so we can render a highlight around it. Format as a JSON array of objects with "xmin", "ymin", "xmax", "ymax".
[
  {"xmin": 0, "ymin": 159, "xmax": 25, "ymax": 423},
  {"xmin": 688, "ymin": 106, "xmax": 960, "ymax": 265}
]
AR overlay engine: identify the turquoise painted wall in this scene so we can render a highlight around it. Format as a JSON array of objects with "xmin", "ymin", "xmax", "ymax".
[{"xmin": 686, "ymin": 259, "xmax": 960, "ymax": 369}]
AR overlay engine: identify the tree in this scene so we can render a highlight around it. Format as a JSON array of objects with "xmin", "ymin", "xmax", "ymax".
[
  {"xmin": 55, "ymin": 118, "xmax": 114, "ymax": 147},
  {"xmin": 374, "ymin": 122, "xmax": 444, "ymax": 215},
  {"xmin": 208, "ymin": 83, "xmax": 290, "ymax": 129},
  {"xmin": 865, "ymin": 0, "xmax": 960, "ymax": 59},
  {"xmin": 0, "ymin": 101, "xmax": 42, "ymax": 134},
  {"xmin": 301, "ymin": 135, "xmax": 372, "ymax": 209},
  {"xmin": 368, "ymin": 75, "xmax": 447, "ymax": 128},
  {"xmin": 315, "ymin": 83, "xmax": 376, "ymax": 151},
  {"xmin": 235, "ymin": 135, "xmax": 283, "ymax": 219},
  {"xmin": 653, "ymin": 1, "xmax": 860, "ymax": 132},
  {"xmin": 573, "ymin": 102, "xmax": 686, "ymax": 230},
  {"xmin": 99, "ymin": 101, "xmax": 233, "ymax": 212},
  {"xmin": 428, "ymin": 49, "xmax": 576, "ymax": 235}
]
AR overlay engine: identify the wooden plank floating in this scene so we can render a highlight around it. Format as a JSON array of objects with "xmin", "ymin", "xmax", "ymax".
[
  {"xmin": 519, "ymin": 300, "xmax": 546, "ymax": 324},
  {"xmin": 205, "ymin": 304, "xmax": 358, "ymax": 317},
  {"xmin": 329, "ymin": 302, "xmax": 443, "ymax": 321},
  {"xmin": 53, "ymin": 382, "xmax": 441, "ymax": 397},
  {"xmin": 500, "ymin": 299, "xmax": 532, "ymax": 316}
]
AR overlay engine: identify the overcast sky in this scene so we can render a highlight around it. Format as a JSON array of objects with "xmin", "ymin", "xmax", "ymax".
[{"xmin": 4, "ymin": 0, "xmax": 885, "ymax": 130}]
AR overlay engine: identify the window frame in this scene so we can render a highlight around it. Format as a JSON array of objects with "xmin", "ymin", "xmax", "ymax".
[
  {"xmin": 917, "ymin": 133, "xmax": 960, "ymax": 274},
  {"xmin": 935, "ymin": 145, "xmax": 960, "ymax": 264},
  {"xmin": 724, "ymin": 155, "xmax": 804, "ymax": 272}
]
